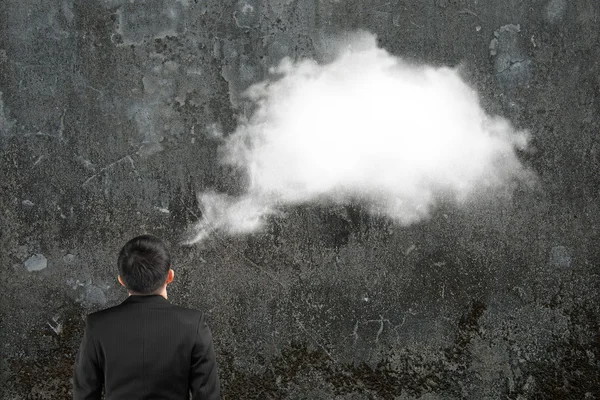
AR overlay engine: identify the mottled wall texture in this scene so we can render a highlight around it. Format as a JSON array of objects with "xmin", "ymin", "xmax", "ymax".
[{"xmin": 1, "ymin": 0, "xmax": 599, "ymax": 399}]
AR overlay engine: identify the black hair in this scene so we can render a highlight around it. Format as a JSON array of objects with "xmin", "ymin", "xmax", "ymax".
[{"xmin": 117, "ymin": 235, "xmax": 171, "ymax": 294}]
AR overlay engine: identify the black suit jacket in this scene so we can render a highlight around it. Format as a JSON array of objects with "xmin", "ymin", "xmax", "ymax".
[{"xmin": 73, "ymin": 295, "xmax": 220, "ymax": 400}]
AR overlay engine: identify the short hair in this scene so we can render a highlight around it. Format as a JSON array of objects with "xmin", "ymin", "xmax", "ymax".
[{"xmin": 117, "ymin": 235, "xmax": 171, "ymax": 294}]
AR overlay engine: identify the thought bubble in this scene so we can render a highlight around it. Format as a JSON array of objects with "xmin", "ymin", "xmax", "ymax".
[{"xmin": 186, "ymin": 31, "xmax": 530, "ymax": 244}]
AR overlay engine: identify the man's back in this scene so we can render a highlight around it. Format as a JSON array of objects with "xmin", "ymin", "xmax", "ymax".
[{"xmin": 73, "ymin": 294, "xmax": 220, "ymax": 400}]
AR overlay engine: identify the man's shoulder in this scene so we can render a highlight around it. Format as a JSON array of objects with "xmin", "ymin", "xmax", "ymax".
[
  {"xmin": 168, "ymin": 304, "xmax": 208, "ymax": 327},
  {"xmin": 168, "ymin": 303, "xmax": 204, "ymax": 317},
  {"xmin": 86, "ymin": 300, "xmax": 204, "ymax": 321},
  {"xmin": 85, "ymin": 301, "xmax": 206, "ymax": 339}
]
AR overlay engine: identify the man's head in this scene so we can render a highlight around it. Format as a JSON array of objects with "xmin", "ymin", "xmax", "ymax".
[{"xmin": 117, "ymin": 235, "xmax": 174, "ymax": 295}]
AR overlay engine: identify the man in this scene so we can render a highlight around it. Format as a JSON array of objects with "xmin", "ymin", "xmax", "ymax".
[{"xmin": 73, "ymin": 235, "xmax": 220, "ymax": 400}]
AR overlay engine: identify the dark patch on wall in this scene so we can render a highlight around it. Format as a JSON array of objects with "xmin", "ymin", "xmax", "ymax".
[
  {"xmin": 5, "ymin": 295, "xmax": 88, "ymax": 399},
  {"xmin": 220, "ymin": 300, "xmax": 487, "ymax": 399},
  {"xmin": 318, "ymin": 208, "xmax": 352, "ymax": 250},
  {"xmin": 169, "ymin": 181, "xmax": 201, "ymax": 230},
  {"xmin": 524, "ymin": 303, "xmax": 600, "ymax": 399}
]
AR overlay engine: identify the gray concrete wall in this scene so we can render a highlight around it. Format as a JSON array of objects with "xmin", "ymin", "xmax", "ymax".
[{"xmin": 1, "ymin": 0, "xmax": 599, "ymax": 398}]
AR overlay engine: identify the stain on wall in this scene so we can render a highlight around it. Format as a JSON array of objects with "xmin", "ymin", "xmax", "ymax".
[{"xmin": 1, "ymin": 0, "xmax": 599, "ymax": 399}]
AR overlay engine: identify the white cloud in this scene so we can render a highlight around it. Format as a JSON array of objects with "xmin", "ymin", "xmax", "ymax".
[{"xmin": 185, "ymin": 31, "xmax": 530, "ymax": 244}]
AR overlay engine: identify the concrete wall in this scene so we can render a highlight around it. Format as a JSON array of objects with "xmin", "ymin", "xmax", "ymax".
[{"xmin": 1, "ymin": 0, "xmax": 599, "ymax": 398}]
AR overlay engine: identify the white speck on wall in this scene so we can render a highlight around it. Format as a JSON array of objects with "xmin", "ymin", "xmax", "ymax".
[
  {"xmin": 233, "ymin": 0, "xmax": 259, "ymax": 28},
  {"xmin": 270, "ymin": 0, "xmax": 296, "ymax": 15},
  {"xmin": 116, "ymin": 1, "xmax": 183, "ymax": 45},
  {"xmin": 549, "ymin": 246, "xmax": 572, "ymax": 268},
  {"xmin": 490, "ymin": 24, "xmax": 531, "ymax": 86},
  {"xmin": 85, "ymin": 285, "xmax": 107, "ymax": 305},
  {"xmin": 489, "ymin": 38, "xmax": 499, "ymax": 56},
  {"xmin": 132, "ymin": 105, "xmax": 165, "ymax": 157},
  {"xmin": 241, "ymin": 2, "xmax": 254, "ymax": 14},
  {"xmin": 546, "ymin": 0, "xmax": 567, "ymax": 23},
  {"xmin": 187, "ymin": 67, "xmax": 203, "ymax": 76},
  {"xmin": 47, "ymin": 316, "xmax": 63, "ymax": 335},
  {"xmin": 75, "ymin": 156, "xmax": 96, "ymax": 172},
  {"xmin": 24, "ymin": 254, "xmax": 48, "ymax": 272},
  {"xmin": 0, "ymin": 90, "xmax": 16, "ymax": 135},
  {"xmin": 66, "ymin": 278, "xmax": 87, "ymax": 290},
  {"xmin": 206, "ymin": 123, "xmax": 224, "ymax": 139},
  {"xmin": 22, "ymin": 200, "xmax": 35, "ymax": 207}
]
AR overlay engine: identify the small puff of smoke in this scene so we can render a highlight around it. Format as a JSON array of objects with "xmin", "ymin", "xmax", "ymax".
[{"xmin": 186, "ymin": 32, "xmax": 529, "ymax": 244}]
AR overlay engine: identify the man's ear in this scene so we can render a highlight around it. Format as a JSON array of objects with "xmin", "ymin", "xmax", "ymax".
[
  {"xmin": 166, "ymin": 268, "xmax": 174, "ymax": 284},
  {"xmin": 118, "ymin": 275, "xmax": 126, "ymax": 287}
]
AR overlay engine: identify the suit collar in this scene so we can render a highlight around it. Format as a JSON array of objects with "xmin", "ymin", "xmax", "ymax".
[{"xmin": 122, "ymin": 294, "xmax": 170, "ymax": 305}]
